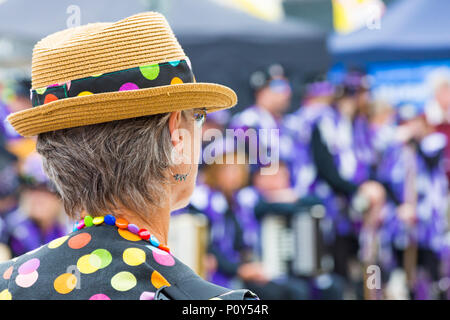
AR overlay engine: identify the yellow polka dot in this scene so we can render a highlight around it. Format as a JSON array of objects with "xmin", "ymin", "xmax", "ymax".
[
  {"xmin": 111, "ymin": 271, "xmax": 137, "ymax": 292},
  {"xmin": 118, "ymin": 229, "xmax": 141, "ymax": 241},
  {"xmin": 170, "ymin": 77, "xmax": 183, "ymax": 85},
  {"xmin": 151, "ymin": 270, "xmax": 170, "ymax": 289},
  {"xmin": 123, "ymin": 248, "xmax": 146, "ymax": 266},
  {"xmin": 0, "ymin": 289, "xmax": 12, "ymax": 300},
  {"xmin": 54, "ymin": 273, "xmax": 77, "ymax": 295},
  {"xmin": 48, "ymin": 236, "xmax": 69, "ymax": 249},
  {"xmin": 77, "ymin": 91, "xmax": 93, "ymax": 96},
  {"xmin": 77, "ymin": 254, "xmax": 99, "ymax": 274}
]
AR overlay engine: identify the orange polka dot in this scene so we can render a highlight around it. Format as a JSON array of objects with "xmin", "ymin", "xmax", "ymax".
[
  {"xmin": 170, "ymin": 77, "xmax": 183, "ymax": 85},
  {"xmin": 151, "ymin": 270, "xmax": 170, "ymax": 289},
  {"xmin": 54, "ymin": 273, "xmax": 77, "ymax": 294},
  {"xmin": 68, "ymin": 233, "xmax": 91, "ymax": 249},
  {"xmin": 118, "ymin": 229, "xmax": 141, "ymax": 242},
  {"xmin": 44, "ymin": 94, "xmax": 58, "ymax": 104},
  {"xmin": 2, "ymin": 266, "xmax": 13, "ymax": 280}
]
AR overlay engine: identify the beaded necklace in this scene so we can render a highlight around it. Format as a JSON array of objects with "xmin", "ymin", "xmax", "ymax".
[{"xmin": 73, "ymin": 214, "xmax": 171, "ymax": 253}]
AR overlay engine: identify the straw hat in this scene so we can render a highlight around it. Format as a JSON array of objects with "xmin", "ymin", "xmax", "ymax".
[{"xmin": 7, "ymin": 12, "xmax": 237, "ymax": 137}]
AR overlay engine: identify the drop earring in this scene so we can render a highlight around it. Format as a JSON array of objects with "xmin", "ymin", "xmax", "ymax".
[{"xmin": 173, "ymin": 172, "xmax": 189, "ymax": 182}]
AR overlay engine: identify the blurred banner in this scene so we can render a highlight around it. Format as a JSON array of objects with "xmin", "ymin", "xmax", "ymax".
[
  {"xmin": 368, "ymin": 61, "xmax": 450, "ymax": 111},
  {"xmin": 332, "ymin": 0, "xmax": 385, "ymax": 34},
  {"xmin": 212, "ymin": 0, "xmax": 284, "ymax": 21},
  {"xmin": 329, "ymin": 60, "xmax": 450, "ymax": 111}
]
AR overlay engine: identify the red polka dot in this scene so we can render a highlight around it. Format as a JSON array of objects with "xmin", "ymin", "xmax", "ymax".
[
  {"xmin": 68, "ymin": 233, "xmax": 91, "ymax": 249},
  {"xmin": 43, "ymin": 94, "xmax": 58, "ymax": 104}
]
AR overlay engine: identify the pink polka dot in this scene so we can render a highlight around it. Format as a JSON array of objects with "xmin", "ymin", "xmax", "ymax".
[
  {"xmin": 15, "ymin": 270, "xmax": 39, "ymax": 288},
  {"xmin": 147, "ymin": 245, "xmax": 175, "ymax": 266},
  {"xmin": 119, "ymin": 82, "xmax": 139, "ymax": 91},
  {"xmin": 140, "ymin": 291, "xmax": 155, "ymax": 300},
  {"xmin": 89, "ymin": 293, "xmax": 111, "ymax": 300},
  {"xmin": 18, "ymin": 258, "xmax": 40, "ymax": 275}
]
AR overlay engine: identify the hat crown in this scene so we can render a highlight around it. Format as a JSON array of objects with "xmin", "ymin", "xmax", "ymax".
[{"xmin": 31, "ymin": 12, "xmax": 187, "ymax": 89}]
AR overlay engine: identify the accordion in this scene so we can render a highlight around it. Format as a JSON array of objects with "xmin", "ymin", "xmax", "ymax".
[
  {"xmin": 168, "ymin": 213, "xmax": 209, "ymax": 278},
  {"xmin": 260, "ymin": 204, "xmax": 327, "ymax": 278}
]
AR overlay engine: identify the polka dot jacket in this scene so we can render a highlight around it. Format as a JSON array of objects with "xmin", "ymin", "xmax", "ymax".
[{"xmin": 0, "ymin": 224, "xmax": 258, "ymax": 300}]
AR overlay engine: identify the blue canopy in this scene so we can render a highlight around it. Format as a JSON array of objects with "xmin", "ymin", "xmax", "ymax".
[{"xmin": 328, "ymin": 0, "xmax": 450, "ymax": 66}]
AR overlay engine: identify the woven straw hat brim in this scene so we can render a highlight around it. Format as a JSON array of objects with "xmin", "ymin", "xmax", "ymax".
[{"xmin": 8, "ymin": 82, "xmax": 237, "ymax": 137}]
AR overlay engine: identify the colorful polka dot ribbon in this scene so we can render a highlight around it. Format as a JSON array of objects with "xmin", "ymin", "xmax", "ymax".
[
  {"xmin": 73, "ymin": 214, "xmax": 171, "ymax": 253},
  {"xmin": 31, "ymin": 59, "xmax": 194, "ymax": 107}
]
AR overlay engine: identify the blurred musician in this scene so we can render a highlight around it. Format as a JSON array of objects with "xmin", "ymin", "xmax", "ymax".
[
  {"xmin": 304, "ymin": 72, "xmax": 386, "ymax": 295},
  {"xmin": 284, "ymin": 76, "xmax": 336, "ymax": 198},
  {"xmin": 377, "ymin": 104, "xmax": 448, "ymax": 299},
  {"xmin": 189, "ymin": 140, "xmax": 311, "ymax": 299}
]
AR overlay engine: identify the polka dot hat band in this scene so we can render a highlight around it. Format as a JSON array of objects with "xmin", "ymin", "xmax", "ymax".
[{"xmin": 7, "ymin": 12, "xmax": 238, "ymax": 137}]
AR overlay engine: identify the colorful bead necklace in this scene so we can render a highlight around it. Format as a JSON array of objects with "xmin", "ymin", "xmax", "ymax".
[{"xmin": 73, "ymin": 214, "xmax": 171, "ymax": 253}]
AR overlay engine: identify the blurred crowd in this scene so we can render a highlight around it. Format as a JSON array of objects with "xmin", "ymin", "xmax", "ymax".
[
  {"xmin": 178, "ymin": 64, "xmax": 450, "ymax": 300},
  {"xmin": 1, "ymin": 64, "xmax": 450, "ymax": 300},
  {"xmin": 0, "ymin": 78, "xmax": 68, "ymax": 263}
]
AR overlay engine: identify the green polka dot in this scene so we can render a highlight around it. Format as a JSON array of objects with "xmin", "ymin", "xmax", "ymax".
[
  {"xmin": 139, "ymin": 64, "xmax": 160, "ymax": 80},
  {"xmin": 90, "ymin": 249, "xmax": 112, "ymax": 269},
  {"xmin": 111, "ymin": 271, "xmax": 137, "ymax": 291}
]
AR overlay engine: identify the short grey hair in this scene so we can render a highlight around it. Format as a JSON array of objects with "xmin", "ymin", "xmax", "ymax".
[{"xmin": 36, "ymin": 113, "xmax": 176, "ymax": 220}]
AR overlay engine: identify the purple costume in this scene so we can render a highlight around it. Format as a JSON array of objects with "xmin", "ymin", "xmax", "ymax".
[
  {"xmin": 4, "ymin": 208, "xmax": 67, "ymax": 257},
  {"xmin": 284, "ymin": 104, "xmax": 334, "ymax": 197},
  {"xmin": 229, "ymin": 105, "xmax": 295, "ymax": 167}
]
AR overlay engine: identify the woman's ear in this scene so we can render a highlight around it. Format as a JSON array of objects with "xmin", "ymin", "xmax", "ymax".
[{"xmin": 169, "ymin": 111, "xmax": 182, "ymax": 149}]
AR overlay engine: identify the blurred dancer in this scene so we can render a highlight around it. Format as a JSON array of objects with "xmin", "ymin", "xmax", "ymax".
[
  {"xmin": 377, "ymin": 105, "xmax": 448, "ymax": 299},
  {"xmin": 284, "ymin": 77, "xmax": 335, "ymax": 197},
  {"xmin": 368, "ymin": 99, "xmax": 397, "ymax": 160},
  {"xmin": 305, "ymin": 72, "xmax": 386, "ymax": 293},
  {"xmin": 229, "ymin": 64, "xmax": 295, "ymax": 165},
  {"xmin": 5, "ymin": 152, "xmax": 65, "ymax": 257}
]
